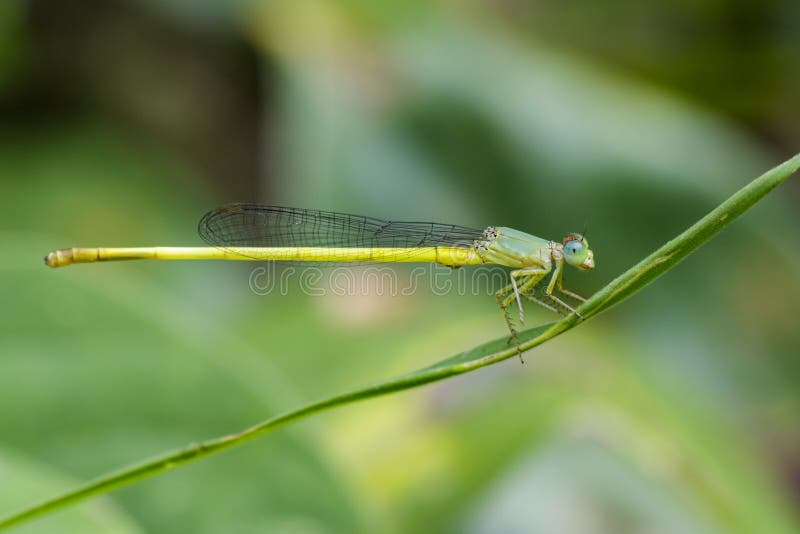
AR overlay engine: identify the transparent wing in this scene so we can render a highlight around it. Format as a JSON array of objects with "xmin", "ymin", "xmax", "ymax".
[{"xmin": 197, "ymin": 204, "xmax": 483, "ymax": 264}]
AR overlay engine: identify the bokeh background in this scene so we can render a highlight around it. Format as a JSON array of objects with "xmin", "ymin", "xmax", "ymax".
[{"xmin": 1, "ymin": 1, "xmax": 799, "ymax": 532}]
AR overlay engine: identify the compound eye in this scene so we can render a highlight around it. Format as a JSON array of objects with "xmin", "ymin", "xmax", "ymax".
[{"xmin": 565, "ymin": 240, "xmax": 583, "ymax": 256}]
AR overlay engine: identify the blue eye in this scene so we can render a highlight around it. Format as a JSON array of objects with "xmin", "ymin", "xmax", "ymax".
[{"xmin": 565, "ymin": 241, "xmax": 583, "ymax": 255}]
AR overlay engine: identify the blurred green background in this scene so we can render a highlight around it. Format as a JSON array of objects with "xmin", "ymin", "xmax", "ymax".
[{"xmin": 1, "ymin": 1, "xmax": 799, "ymax": 532}]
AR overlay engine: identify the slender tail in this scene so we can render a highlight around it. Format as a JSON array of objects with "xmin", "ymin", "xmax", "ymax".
[{"xmin": 44, "ymin": 246, "xmax": 483, "ymax": 268}]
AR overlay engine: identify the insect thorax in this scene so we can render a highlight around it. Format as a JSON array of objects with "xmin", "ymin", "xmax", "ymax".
[{"xmin": 473, "ymin": 226, "xmax": 555, "ymax": 268}]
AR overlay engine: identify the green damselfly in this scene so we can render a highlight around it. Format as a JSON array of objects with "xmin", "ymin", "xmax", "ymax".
[{"xmin": 45, "ymin": 204, "xmax": 595, "ymax": 356}]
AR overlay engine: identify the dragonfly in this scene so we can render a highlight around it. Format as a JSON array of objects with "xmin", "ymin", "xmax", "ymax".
[{"xmin": 45, "ymin": 204, "xmax": 595, "ymax": 357}]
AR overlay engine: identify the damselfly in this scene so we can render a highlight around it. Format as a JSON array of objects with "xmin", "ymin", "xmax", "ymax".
[{"xmin": 45, "ymin": 204, "xmax": 595, "ymax": 355}]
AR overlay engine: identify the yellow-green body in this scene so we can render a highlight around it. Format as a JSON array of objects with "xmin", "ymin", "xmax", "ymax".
[
  {"xmin": 45, "ymin": 245, "xmax": 483, "ymax": 268},
  {"xmin": 478, "ymin": 227, "xmax": 552, "ymax": 268},
  {"xmin": 44, "ymin": 219, "xmax": 594, "ymax": 362}
]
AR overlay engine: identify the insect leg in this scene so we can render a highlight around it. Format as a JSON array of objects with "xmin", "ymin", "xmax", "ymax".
[
  {"xmin": 495, "ymin": 267, "xmax": 550, "ymax": 363},
  {"xmin": 495, "ymin": 282, "xmax": 524, "ymax": 362},
  {"xmin": 545, "ymin": 260, "xmax": 583, "ymax": 318},
  {"xmin": 558, "ymin": 287, "xmax": 587, "ymax": 302},
  {"xmin": 510, "ymin": 268, "xmax": 548, "ymax": 323},
  {"xmin": 555, "ymin": 264, "xmax": 587, "ymax": 302},
  {"xmin": 509, "ymin": 273, "xmax": 524, "ymax": 323},
  {"xmin": 521, "ymin": 293, "xmax": 561, "ymax": 314}
]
